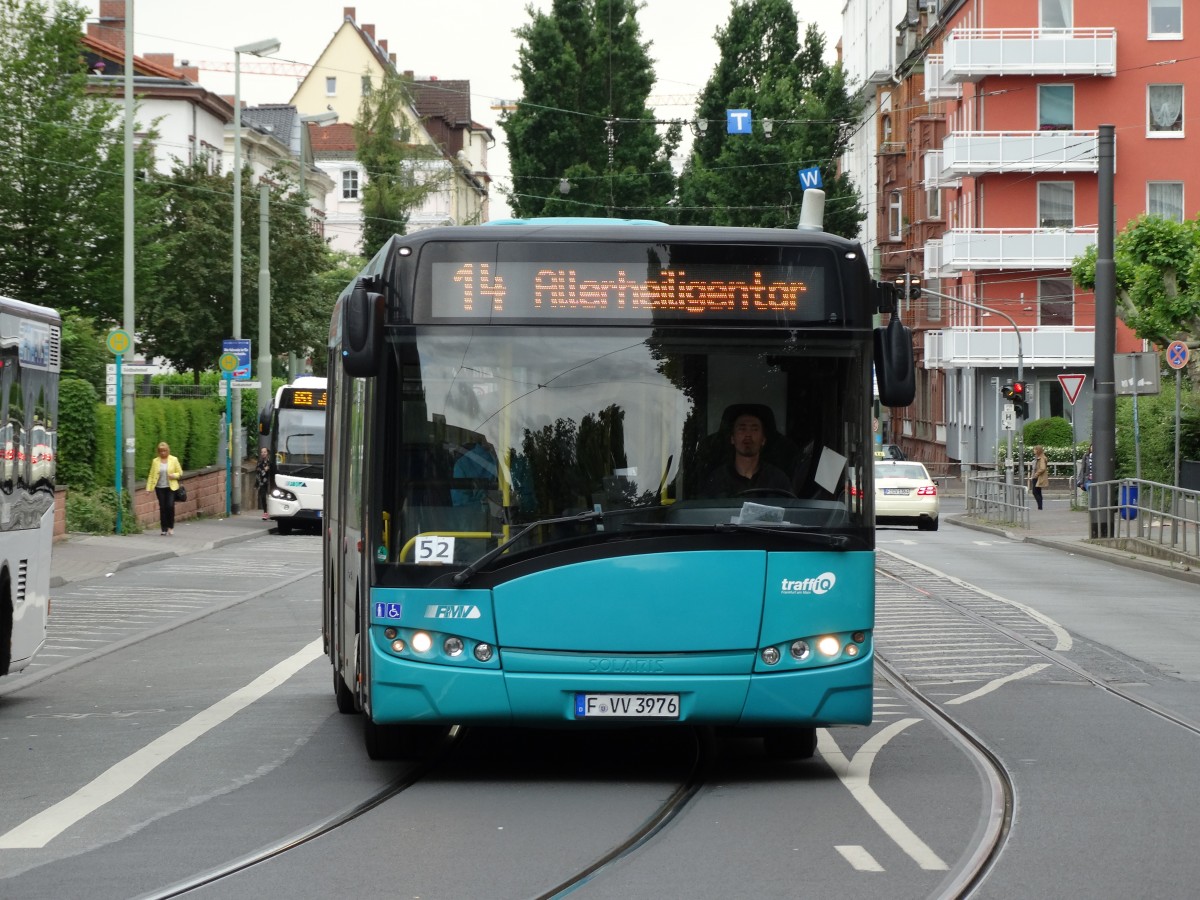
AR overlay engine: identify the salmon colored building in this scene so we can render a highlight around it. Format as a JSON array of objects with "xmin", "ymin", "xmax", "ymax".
[{"xmin": 861, "ymin": 0, "xmax": 1179, "ymax": 469}]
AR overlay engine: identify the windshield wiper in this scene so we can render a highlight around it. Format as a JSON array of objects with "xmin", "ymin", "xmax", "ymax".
[
  {"xmin": 452, "ymin": 505, "xmax": 667, "ymax": 586},
  {"xmin": 628, "ymin": 520, "xmax": 855, "ymax": 550}
]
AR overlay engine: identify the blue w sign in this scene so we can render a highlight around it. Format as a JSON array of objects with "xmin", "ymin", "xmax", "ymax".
[{"xmin": 797, "ymin": 167, "xmax": 823, "ymax": 190}]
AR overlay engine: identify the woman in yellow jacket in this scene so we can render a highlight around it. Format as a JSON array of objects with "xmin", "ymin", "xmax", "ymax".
[{"xmin": 146, "ymin": 441, "xmax": 183, "ymax": 535}]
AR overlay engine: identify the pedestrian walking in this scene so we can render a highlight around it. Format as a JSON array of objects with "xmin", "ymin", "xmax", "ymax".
[
  {"xmin": 1031, "ymin": 445, "xmax": 1049, "ymax": 510},
  {"xmin": 146, "ymin": 441, "xmax": 183, "ymax": 535},
  {"xmin": 256, "ymin": 446, "xmax": 272, "ymax": 521}
]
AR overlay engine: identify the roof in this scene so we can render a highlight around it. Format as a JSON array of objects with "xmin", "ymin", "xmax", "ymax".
[
  {"xmin": 309, "ymin": 123, "xmax": 357, "ymax": 155},
  {"xmin": 243, "ymin": 105, "xmax": 300, "ymax": 153},
  {"xmin": 411, "ymin": 79, "xmax": 471, "ymax": 128}
]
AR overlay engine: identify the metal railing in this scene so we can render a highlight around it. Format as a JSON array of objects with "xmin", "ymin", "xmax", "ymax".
[
  {"xmin": 1085, "ymin": 478, "xmax": 1200, "ymax": 564},
  {"xmin": 965, "ymin": 470, "xmax": 1030, "ymax": 529}
]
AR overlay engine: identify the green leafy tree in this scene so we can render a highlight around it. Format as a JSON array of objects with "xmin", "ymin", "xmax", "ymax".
[
  {"xmin": 1073, "ymin": 214, "xmax": 1200, "ymax": 354},
  {"xmin": 0, "ymin": 0, "xmax": 163, "ymax": 321},
  {"xmin": 502, "ymin": 0, "xmax": 678, "ymax": 219},
  {"xmin": 138, "ymin": 160, "xmax": 329, "ymax": 381},
  {"xmin": 59, "ymin": 313, "xmax": 110, "ymax": 392},
  {"xmin": 356, "ymin": 72, "xmax": 446, "ymax": 258},
  {"xmin": 677, "ymin": 1, "xmax": 864, "ymax": 235}
]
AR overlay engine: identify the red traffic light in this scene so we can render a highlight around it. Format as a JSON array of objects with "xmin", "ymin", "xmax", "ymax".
[{"xmin": 1012, "ymin": 381, "xmax": 1025, "ymax": 396}]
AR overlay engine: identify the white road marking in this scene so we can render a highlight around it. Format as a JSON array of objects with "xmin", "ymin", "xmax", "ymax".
[
  {"xmin": 946, "ymin": 663, "xmax": 1050, "ymax": 705},
  {"xmin": 0, "ymin": 638, "xmax": 323, "ymax": 850},
  {"xmin": 819, "ymin": 721, "xmax": 949, "ymax": 871},
  {"xmin": 836, "ymin": 844, "xmax": 885, "ymax": 872}
]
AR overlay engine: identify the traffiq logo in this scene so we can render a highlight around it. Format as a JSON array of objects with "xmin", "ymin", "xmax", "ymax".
[{"xmin": 781, "ymin": 573, "xmax": 836, "ymax": 595}]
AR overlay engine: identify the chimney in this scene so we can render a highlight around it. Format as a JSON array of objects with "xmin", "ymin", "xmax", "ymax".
[
  {"xmin": 362, "ymin": 23, "xmax": 375, "ymax": 41},
  {"xmin": 90, "ymin": 0, "xmax": 127, "ymax": 53},
  {"xmin": 390, "ymin": 53, "xmax": 397, "ymax": 65},
  {"xmin": 343, "ymin": 7, "xmax": 355, "ymax": 22},
  {"xmin": 378, "ymin": 39, "xmax": 387, "ymax": 53},
  {"xmin": 145, "ymin": 53, "xmax": 179, "ymax": 75}
]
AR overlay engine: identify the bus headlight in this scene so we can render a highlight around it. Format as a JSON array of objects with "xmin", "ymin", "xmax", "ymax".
[
  {"xmin": 816, "ymin": 636, "xmax": 841, "ymax": 657},
  {"xmin": 790, "ymin": 640, "xmax": 811, "ymax": 661},
  {"xmin": 443, "ymin": 637, "xmax": 464, "ymax": 657},
  {"xmin": 411, "ymin": 631, "xmax": 433, "ymax": 653},
  {"xmin": 761, "ymin": 646, "xmax": 781, "ymax": 665},
  {"xmin": 474, "ymin": 643, "xmax": 494, "ymax": 662},
  {"xmin": 270, "ymin": 487, "xmax": 297, "ymax": 502}
]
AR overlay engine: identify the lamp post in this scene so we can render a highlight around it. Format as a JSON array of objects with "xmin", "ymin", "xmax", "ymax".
[
  {"xmin": 231, "ymin": 38, "xmax": 280, "ymax": 513},
  {"xmin": 916, "ymin": 287, "xmax": 1026, "ymax": 484}
]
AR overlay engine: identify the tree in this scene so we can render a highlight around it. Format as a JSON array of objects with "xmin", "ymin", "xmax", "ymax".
[
  {"xmin": 0, "ymin": 0, "xmax": 163, "ymax": 321},
  {"xmin": 137, "ymin": 160, "xmax": 329, "ymax": 381},
  {"xmin": 1073, "ymin": 214, "xmax": 1200, "ymax": 353},
  {"xmin": 355, "ymin": 72, "xmax": 446, "ymax": 258},
  {"xmin": 676, "ymin": 1, "xmax": 865, "ymax": 236},
  {"xmin": 502, "ymin": 0, "xmax": 678, "ymax": 220}
]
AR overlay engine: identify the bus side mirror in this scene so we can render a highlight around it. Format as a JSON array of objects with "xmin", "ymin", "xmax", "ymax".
[
  {"xmin": 874, "ymin": 315, "xmax": 915, "ymax": 408},
  {"xmin": 258, "ymin": 403, "xmax": 273, "ymax": 436},
  {"xmin": 342, "ymin": 281, "xmax": 384, "ymax": 378}
]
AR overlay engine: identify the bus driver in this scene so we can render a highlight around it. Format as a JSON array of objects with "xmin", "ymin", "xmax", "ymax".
[{"xmin": 700, "ymin": 410, "xmax": 792, "ymax": 497}]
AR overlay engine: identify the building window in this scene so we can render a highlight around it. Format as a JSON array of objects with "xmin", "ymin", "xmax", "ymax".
[
  {"xmin": 362, "ymin": 75, "xmax": 372, "ymax": 96},
  {"xmin": 1039, "ymin": 278, "xmax": 1075, "ymax": 326},
  {"xmin": 1148, "ymin": 181, "xmax": 1184, "ymax": 220},
  {"xmin": 342, "ymin": 168, "xmax": 359, "ymax": 200},
  {"xmin": 926, "ymin": 186, "xmax": 941, "ymax": 221},
  {"xmin": 1038, "ymin": 182, "xmax": 1074, "ymax": 229},
  {"xmin": 1149, "ymin": 0, "xmax": 1182, "ymax": 37},
  {"xmin": 888, "ymin": 191, "xmax": 903, "ymax": 240},
  {"xmin": 1038, "ymin": 84, "xmax": 1074, "ymax": 130},
  {"xmin": 326, "ymin": 76, "xmax": 337, "ymax": 96},
  {"xmin": 1041, "ymin": 0, "xmax": 1072, "ymax": 29},
  {"xmin": 1148, "ymin": 84, "xmax": 1184, "ymax": 134}
]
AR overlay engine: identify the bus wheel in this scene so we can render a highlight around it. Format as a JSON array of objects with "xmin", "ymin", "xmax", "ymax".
[
  {"xmin": 763, "ymin": 727, "xmax": 817, "ymax": 760},
  {"xmin": 334, "ymin": 668, "xmax": 358, "ymax": 714},
  {"xmin": 363, "ymin": 719, "xmax": 449, "ymax": 760},
  {"xmin": 276, "ymin": 519, "xmax": 293, "ymax": 535}
]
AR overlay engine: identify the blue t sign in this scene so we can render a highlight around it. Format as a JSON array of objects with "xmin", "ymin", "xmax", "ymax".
[{"xmin": 727, "ymin": 109, "xmax": 752, "ymax": 134}]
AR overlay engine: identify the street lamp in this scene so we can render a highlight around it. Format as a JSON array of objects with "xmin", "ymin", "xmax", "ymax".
[
  {"xmin": 231, "ymin": 37, "xmax": 280, "ymax": 512},
  {"xmin": 916, "ymin": 287, "xmax": 1026, "ymax": 484}
]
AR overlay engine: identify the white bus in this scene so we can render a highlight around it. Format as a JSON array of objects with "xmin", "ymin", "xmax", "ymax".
[
  {"xmin": 259, "ymin": 376, "xmax": 327, "ymax": 534},
  {"xmin": 1, "ymin": 296, "xmax": 61, "ymax": 678}
]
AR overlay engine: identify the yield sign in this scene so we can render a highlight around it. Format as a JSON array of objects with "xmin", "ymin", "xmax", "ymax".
[{"xmin": 1058, "ymin": 373, "xmax": 1086, "ymax": 405}]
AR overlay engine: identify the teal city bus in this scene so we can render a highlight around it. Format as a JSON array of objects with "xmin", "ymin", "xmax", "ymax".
[{"xmin": 323, "ymin": 215, "xmax": 914, "ymax": 760}]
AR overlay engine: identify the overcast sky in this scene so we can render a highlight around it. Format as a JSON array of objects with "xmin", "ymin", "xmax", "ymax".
[{"xmin": 83, "ymin": 1, "xmax": 844, "ymax": 217}]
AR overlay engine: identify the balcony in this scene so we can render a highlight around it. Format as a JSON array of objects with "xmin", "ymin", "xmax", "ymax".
[
  {"xmin": 942, "ymin": 28, "xmax": 1117, "ymax": 81},
  {"xmin": 924, "ymin": 54, "xmax": 962, "ymax": 100},
  {"xmin": 925, "ymin": 326, "xmax": 1096, "ymax": 369},
  {"xmin": 941, "ymin": 130, "xmax": 1099, "ymax": 176},
  {"xmin": 924, "ymin": 150, "xmax": 961, "ymax": 191},
  {"xmin": 935, "ymin": 228, "xmax": 1098, "ymax": 272}
]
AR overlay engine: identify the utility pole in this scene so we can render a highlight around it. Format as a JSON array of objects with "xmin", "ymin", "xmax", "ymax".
[
  {"xmin": 257, "ymin": 181, "xmax": 271, "ymax": 434},
  {"xmin": 1092, "ymin": 124, "xmax": 1117, "ymax": 538},
  {"xmin": 121, "ymin": 0, "xmax": 136, "ymax": 504}
]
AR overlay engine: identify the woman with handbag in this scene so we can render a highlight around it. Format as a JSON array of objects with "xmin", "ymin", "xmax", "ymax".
[
  {"xmin": 1031, "ymin": 445, "xmax": 1049, "ymax": 511},
  {"xmin": 146, "ymin": 441, "xmax": 183, "ymax": 535}
]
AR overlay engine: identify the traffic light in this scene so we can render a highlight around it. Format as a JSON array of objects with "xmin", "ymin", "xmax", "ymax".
[{"xmin": 1011, "ymin": 381, "xmax": 1028, "ymax": 419}]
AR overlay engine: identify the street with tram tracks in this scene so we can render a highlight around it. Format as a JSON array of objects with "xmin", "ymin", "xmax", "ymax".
[{"xmin": 2, "ymin": 501, "xmax": 1199, "ymax": 899}]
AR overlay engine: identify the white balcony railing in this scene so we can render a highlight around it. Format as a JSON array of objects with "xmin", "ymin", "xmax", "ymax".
[
  {"xmin": 924, "ymin": 326, "xmax": 1097, "ymax": 369},
  {"xmin": 924, "ymin": 54, "xmax": 962, "ymax": 100},
  {"xmin": 942, "ymin": 28, "xmax": 1117, "ymax": 81},
  {"xmin": 924, "ymin": 239, "xmax": 944, "ymax": 279},
  {"xmin": 924, "ymin": 150, "xmax": 962, "ymax": 191},
  {"xmin": 941, "ymin": 130, "xmax": 1099, "ymax": 176},
  {"xmin": 940, "ymin": 228, "xmax": 1098, "ymax": 271}
]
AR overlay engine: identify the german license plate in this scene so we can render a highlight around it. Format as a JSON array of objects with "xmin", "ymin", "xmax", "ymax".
[
  {"xmin": 575, "ymin": 693, "xmax": 680, "ymax": 719},
  {"xmin": 883, "ymin": 488, "xmax": 909, "ymax": 495}
]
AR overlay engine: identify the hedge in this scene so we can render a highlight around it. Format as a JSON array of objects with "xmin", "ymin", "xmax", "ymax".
[{"xmin": 81, "ymin": 397, "xmax": 223, "ymax": 489}]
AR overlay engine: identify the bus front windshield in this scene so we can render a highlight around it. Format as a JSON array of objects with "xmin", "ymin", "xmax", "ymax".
[
  {"xmin": 274, "ymin": 408, "xmax": 325, "ymax": 475},
  {"xmin": 376, "ymin": 326, "xmax": 872, "ymax": 579}
]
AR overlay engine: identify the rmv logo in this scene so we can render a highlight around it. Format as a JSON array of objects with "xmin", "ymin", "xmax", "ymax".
[
  {"xmin": 780, "ymin": 572, "xmax": 836, "ymax": 595},
  {"xmin": 424, "ymin": 604, "xmax": 482, "ymax": 619}
]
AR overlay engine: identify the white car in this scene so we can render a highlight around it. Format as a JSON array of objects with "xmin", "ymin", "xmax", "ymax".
[{"xmin": 874, "ymin": 460, "xmax": 939, "ymax": 531}]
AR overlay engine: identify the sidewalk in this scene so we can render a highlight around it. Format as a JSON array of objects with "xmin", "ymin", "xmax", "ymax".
[{"xmin": 50, "ymin": 511, "xmax": 274, "ymax": 587}]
